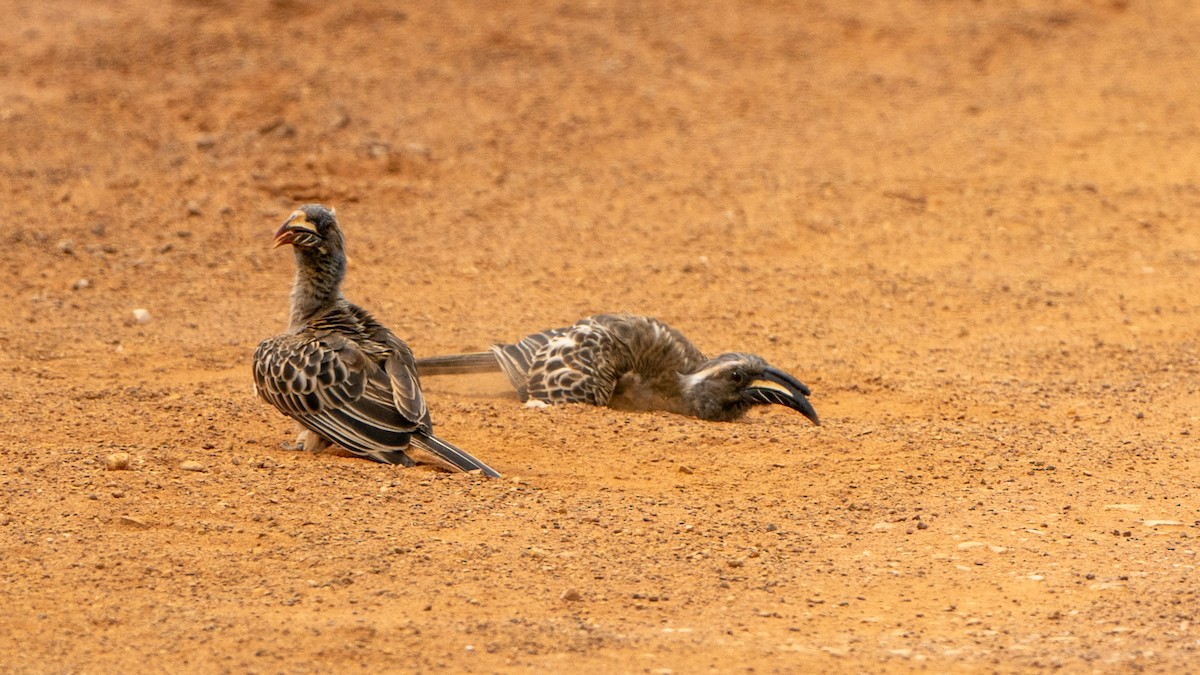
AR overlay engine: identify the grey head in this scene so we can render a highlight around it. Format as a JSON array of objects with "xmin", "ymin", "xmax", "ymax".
[
  {"xmin": 679, "ymin": 353, "xmax": 820, "ymax": 424},
  {"xmin": 273, "ymin": 204, "xmax": 346, "ymax": 260}
]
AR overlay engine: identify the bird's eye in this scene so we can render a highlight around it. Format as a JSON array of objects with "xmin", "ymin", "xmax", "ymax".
[{"xmin": 730, "ymin": 370, "xmax": 746, "ymax": 385}]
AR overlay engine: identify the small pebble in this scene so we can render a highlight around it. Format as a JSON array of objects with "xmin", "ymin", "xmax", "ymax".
[
  {"xmin": 72, "ymin": 278, "xmax": 91, "ymax": 291},
  {"xmin": 560, "ymin": 588, "xmax": 582, "ymax": 602},
  {"xmin": 131, "ymin": 308, "xmax": 152, "ymax": 325},
  {"xmin": 186, "ymin": 201, "xmax": 203, "ymax": 216},
  {"xmin": 179, "ymin": 460, "xmax": 206, "ymax": 472},
  {"xmin": 917, "ymin": 521, "xmax": 929, "ymax": 530},
  {"xmin": 104, "ymin": 452, "xmax": 131, "ymax": 471},
  {"xmin": 678, "ymin": 465, "xmax": 694, "ymax": 475}
]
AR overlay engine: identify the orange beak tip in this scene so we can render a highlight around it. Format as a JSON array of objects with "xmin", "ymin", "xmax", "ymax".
[{"xmin": 272, "ymin": 224, "xmax": 295, "ymax": 248}]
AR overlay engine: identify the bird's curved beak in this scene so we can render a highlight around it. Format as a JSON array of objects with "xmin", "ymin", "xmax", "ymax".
[
  {"xmin": 272, "ymin": 211, "xmax": 318, "ymax": 248},
  {"xmin": 744, "ymin": 367, "xmax": 820, "ymax": 425}
]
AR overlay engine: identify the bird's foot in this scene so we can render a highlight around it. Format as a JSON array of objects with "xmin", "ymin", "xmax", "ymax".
[
  {"xmin": 281, "ymin": 429, "xmax": 328, "ymax": 453},
  {"xmin": 523, "ymin": 399, "xmax": 550, "ymax": 409}
]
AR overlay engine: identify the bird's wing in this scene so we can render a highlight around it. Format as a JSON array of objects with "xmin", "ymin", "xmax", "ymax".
[
  {"xmin": 513, "ymin": 322, "xmax": 617, "ymax": 406},
  {"xmin": 253, "ymin": 332, "xmax": 421, "ymax": 463},
  {"xmin": 492, "ymin": 326, "xmax": 571, "ymax": 399},
  {"xmin": 343, "ymin": 304, "xmax": 433, "ymax": 432},
  {"xmin": 252, "ymin": 332, "xmax": 370, "ymax": 416},
  {"xmin": 382, "ymin": 335, "xmax": 432, "ymax": 432}
]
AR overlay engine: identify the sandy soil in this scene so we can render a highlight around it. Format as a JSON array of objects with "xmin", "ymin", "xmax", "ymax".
[{"xmin": 3, "ymin": 0, "xmax": 1200, "ymax": 671}]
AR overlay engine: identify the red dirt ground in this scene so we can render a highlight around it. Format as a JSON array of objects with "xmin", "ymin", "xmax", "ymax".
[{"xmin": 3, "ymin": 0, "xmax": 1200, "ymax": 671}]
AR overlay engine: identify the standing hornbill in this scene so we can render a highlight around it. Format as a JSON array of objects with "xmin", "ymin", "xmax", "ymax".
[{"xmin": 252, "ymin": 204, "xmax": 500, "ymax": 477}]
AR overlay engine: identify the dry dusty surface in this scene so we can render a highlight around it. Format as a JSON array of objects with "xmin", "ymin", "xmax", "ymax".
[{"xmin": 4, "ymin": 0, "xmax": 1200, "ymax": 672}]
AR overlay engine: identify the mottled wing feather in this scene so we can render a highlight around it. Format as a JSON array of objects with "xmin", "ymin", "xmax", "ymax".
[
  {"xmin": 384, "ymin": 338, "xmax": 432, "ymax": 432},
  {"xmin": 492, "ymin": 326, "xmax": 571, "ymax": 399},
  {"xmin": 341, "ymin": 304, "xmax": 433, "ymax": 432},
  {"xmin": 252, "ymin": 333, "xmax": 369, "ymax": 416},
  {"xmin": 503, "ymin": 320, "xmax": 618, "ymax": 406},
  {"xmin": 253, "ymin": 331, "xmax": 420, "ymax": 463}
]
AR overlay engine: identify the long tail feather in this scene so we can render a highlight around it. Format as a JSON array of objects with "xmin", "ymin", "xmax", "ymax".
[
  {"xmin": 414, "ymin": 351, "xmax": 501, "ymax": 376},
  {"xmin": 409, "ymin": 432, "xmax": 501, "ymax": 478}
]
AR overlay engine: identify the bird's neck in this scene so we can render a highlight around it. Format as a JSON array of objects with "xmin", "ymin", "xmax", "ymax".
[
  {"xmin": 611, "ymin": 316, "xmax": 708, "ymax": 397},
  {"xmin": 677, "ymin": 377, "xmax": 741, "ymax": 421},
  {"xmin": 288, "ymin": 249, "xmax": 345, "ymax": 329}
]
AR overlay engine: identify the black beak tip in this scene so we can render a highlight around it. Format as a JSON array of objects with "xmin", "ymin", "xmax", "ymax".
[
  {"xmin": 753, "ymin": 367, "xmax": 820, "ymax": 426},
  {"xmin": 792, "ymin": 396, "xmax": 820, "ymax": 422},
  {"xmin": 744, "ymin": 388, "xmax": 820, "ymax": 425}
]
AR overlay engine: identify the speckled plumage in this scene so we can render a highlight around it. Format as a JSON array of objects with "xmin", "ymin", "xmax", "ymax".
[
  {"xmin": 415, "ymin": 313, "xmax": 819, "ymax": 424},
  {"xmin": 252, "ymin": 205, "xmax": 500, "ymax": 477}
]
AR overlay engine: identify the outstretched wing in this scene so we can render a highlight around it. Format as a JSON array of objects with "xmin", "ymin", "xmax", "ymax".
[
  {"xmin": 253, "ymin": 331, "xmax": 421, "ymax": 464},
  {"xmin": 492, "ymin": 326, "xmax": 571, "ymax": 399},
  {"xmin": 496, "ymin": 319, "xmax": 618, "ymax": 405}
]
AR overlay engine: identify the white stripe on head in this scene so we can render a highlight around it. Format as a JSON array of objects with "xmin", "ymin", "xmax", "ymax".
[{"xmin": 680, "ymin": 364, "xmax": 724, "ymax": 391}]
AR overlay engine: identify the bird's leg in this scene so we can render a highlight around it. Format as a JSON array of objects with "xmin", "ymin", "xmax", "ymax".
[
  {"xmin": 280, "ymin": 427, "xmax": 330, "ymax": 453},
  {"xmin": 301, "ymin": 429, "xmax": 331, "ymax": 453},
  {"xmin": 279, "ymin": 431, "xmax": 305, "ymax": 451}
]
